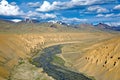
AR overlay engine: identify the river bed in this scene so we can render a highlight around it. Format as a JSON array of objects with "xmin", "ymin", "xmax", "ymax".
[{"xmin": 32, "ymin": 45, "xmax": 92, "ymax": 80}]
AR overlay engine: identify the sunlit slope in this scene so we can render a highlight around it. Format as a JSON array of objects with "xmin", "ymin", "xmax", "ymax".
[
  {"xmin": 76, "ymin": 37, "xmax": 120, "ymax": 80},
  {"xmin": 61, "ymin": 36, "xmax": 120, "ymax": 80}
]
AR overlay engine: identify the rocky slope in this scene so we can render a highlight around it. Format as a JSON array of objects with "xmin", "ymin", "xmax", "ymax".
[
  {"xmin": 71, "ymin": 36, "xmax": 120, "ymax": 80},
  {"xmin": 57, "ymin": 34, "xmax": 120, "ymax": 80}
]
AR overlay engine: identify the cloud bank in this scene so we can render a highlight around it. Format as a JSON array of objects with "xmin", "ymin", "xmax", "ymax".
[
  {"xmin": 62, "ymin": 17, "xmax": 87, "ymax": 23},
  {"xmin": 27, "ymin": 2, "xmax": 40, "ymax": 8},
  {"xmin": 24, "ymin": 11, "xmax": 56, "ymax": 19},
  {"xmin": 36, "ymin": 0, "xmax": 116, "ymax": 12},
  {"xmin": 87, "ymin": 6, "xmax": 109, "ymax": 13},
  {"xmin": 114, "ymin": 5, "xmax": 120, "ymax": 10},
  {"xmin": 0, "ymin": 0, "xmax": 23, "ymax": 16}
]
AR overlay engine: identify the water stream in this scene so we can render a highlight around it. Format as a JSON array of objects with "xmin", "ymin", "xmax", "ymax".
[{"xmin": 32, "ymin": 45, "xmax": 92, "ymax": 80}]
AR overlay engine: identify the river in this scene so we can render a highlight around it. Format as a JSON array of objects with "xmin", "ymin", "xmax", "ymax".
[{"xmin": 32, "ymin": 45, "xmax": 92, "ymax": 80}]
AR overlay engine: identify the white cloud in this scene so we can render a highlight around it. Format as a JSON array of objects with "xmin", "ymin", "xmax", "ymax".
[
  {"xmin": 27, "ymin": 2, "xmax": 40, "ymax": 8},
  {"xmin": 114, "ymin": 5, "xmax": 120, "ymax": 10},
  {"xmin": 88, "ymin": 6, "xmax": 109, "ymax": 13},
  {"xmin": 71, "ymin": 0, "xmax": 98, "ymax": 5},
  {"xmin": 105, "ymin": 13, "xmax": 114, "ymax": 17},
  {"xmin": 71, "ymin": 0, "xmax": 116, "ymax": 6},
  {"xmin": 36, "ymin": 1, "xmax": 65, "ymax": 12},
  {"xmin": 62, "ymin": 17, "xmax": 87, "ymax": 23},
  {"xmin": 10, "ymin": 19, "xmax": 22, "ymax": 23},
  {"xmin": 96, "ymin": 13, "xmax": 120, "ymax": 17},
  {"xmin": 36, "ymin": 1, "xmax": 52, "ymax": 12},
  {"xmin": 96, "ymin": 14, "xmax": 104, "ymax": 17},
  {"xmin": 105, "ymin": 22, "xmax": 120, "ymax": 26},
  {"xmin": 0, "ymin": 0, "xmax": 23, "ymax": 16},
  {"xmin": 26, "ymin": 11, "xmax": 40, "ymax": 17},
  {"xmin": 36, "ymin": 0, "xmax": 92, "ymax": 12},
  {"xmin": 40, "ymin": 13, "xmax": 56, "ymax": 19},
  {"xmin": 24, "ymin": 11, "xmax": 56, "ymax": 19},
  {"xmin": 36, "ymin": 0, "xmax": 114, "ymax": 12}
]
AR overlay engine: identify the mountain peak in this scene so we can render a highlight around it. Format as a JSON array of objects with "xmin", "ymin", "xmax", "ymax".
[{"xmin": 95, "ymin": 23, "xmax": 111, "ymax": 29}]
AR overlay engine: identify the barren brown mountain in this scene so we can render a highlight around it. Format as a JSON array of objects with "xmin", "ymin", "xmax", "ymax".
[{"xmin": 0, "ymin": 20, "xmax": 120, "ymax": 80}]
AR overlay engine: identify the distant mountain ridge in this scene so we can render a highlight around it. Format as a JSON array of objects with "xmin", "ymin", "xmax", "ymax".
[
  {"xmin": 95, "ymin": 23, "xmax": 120, "ymax": 31},
  {"xmin": 0, "ymin": 19, "xmax": 120, "ymax": 32}
]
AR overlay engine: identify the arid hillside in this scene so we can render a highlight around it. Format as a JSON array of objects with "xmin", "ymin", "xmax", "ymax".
[
  {"xmin": 0, "ymin": 20, "xmax": 118, "ymax": 80},
  {"xmin": 75, "ymin": 37, "xmax": 120, "ymax": 80},
  {"xmin": 0, "ymin": 32, "xmax": 112, "ymax": 80},
  {"xmin": 61, "ymin": 36, "xmax": 120, "ymax": 80}
]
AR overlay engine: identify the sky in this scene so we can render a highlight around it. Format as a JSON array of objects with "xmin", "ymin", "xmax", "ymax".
[{"xmin": 0, "ymin": 0, "xmax": 120, "ymax": 25}]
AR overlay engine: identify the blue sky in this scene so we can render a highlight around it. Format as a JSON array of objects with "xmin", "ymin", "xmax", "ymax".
[{"xmin": 0, "ymin": 0, "xmax": 120, "ymax": 25}]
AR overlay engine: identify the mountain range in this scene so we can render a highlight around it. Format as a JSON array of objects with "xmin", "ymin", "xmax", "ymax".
[{"xmin": 0, "ymin": 19, "xmax": 120, "ymax": 31}]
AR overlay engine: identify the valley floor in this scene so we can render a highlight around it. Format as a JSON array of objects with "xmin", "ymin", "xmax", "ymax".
[{"xmin": 0, "ymin": 31, "xmax": 119, "ymax": 80}]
